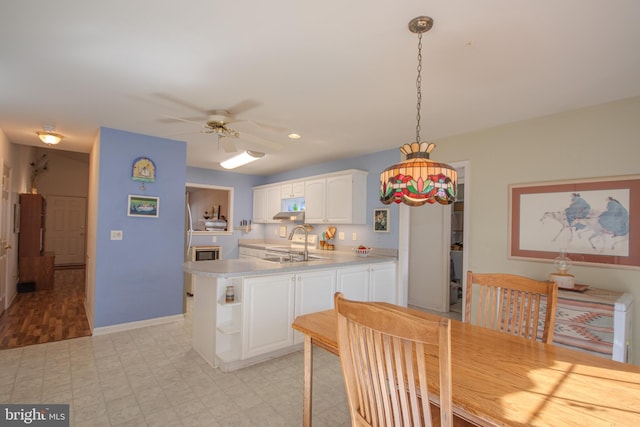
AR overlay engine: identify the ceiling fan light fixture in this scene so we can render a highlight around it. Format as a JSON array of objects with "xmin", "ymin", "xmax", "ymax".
[
  {"xmin": 36, "ymin": 129, "xmax": 63, "ymax": 145},
  {"xmin": 220, "ymin": 150, "xmax": 265, "ymax": 169},
  {"xmin": 379, "ymin": 16, "xmax": 457, "ymax": 206}
]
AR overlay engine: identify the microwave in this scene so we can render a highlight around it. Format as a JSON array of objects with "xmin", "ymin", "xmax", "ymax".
[{"xmin": 190, "ymin": 246, "xmax": 221, "ymax": 261}]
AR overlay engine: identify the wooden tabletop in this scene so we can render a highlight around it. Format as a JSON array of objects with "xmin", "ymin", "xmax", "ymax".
[{"xmin": 292, "ymin": 305, "xmax": 640, "ymax": 427}]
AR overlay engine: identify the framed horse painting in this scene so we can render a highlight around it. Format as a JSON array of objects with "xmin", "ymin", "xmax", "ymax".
[{"xmin": 509, "ymin": 175, "xmax": 640, "ymax": 269}]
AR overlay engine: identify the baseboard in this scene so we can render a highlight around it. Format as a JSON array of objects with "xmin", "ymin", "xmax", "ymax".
[{"xmin": 93, "ymin": 313, "xmax": 184, "ymax": 336}]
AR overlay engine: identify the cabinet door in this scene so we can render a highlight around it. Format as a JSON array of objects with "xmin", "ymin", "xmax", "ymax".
[
  {"xmin": 336, "ymin": 265, "xmax": 369, "ymax": 302},
  {"xmin": 370, "ymin": 262, "xmax": 397, "ymax": 304},
  {"xmin": 326, "ymin": 174, "xmax": 353, "ymax": 223},
  {"xmin": 304, "ymin": 178, "xmax": 327, "ymax": 223},
  {"xmin": 265, "ymin": 186, "xmax": 282, "ymax": 223},
  {"xmin": 242, "ymin": 274, "xmax": 295, "ymax": 359},
  {"xmin": 294, "ymin": 269, "xmax": 336, "ymax": 344},
  {"xmin": 252, "ymin": 188, "xmax": 267, "ymax": 223},
  {"xmin": 281, "ymin": 182, "xmax": 305, "ymax": 199}
]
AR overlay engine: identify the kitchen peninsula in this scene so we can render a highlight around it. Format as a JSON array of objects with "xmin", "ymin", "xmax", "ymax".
[{"xmin": 184, "ymin": 248, "xmax": 397, "ymax": 371}]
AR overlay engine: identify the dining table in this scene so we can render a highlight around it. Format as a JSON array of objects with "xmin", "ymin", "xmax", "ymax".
[{"xmin": 292, "ymin": 304, "xmax": 640, "ymax": 427}]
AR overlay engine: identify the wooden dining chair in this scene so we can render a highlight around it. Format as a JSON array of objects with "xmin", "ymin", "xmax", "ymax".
[
  {"xmin": 334, "ymin": 292, "xmax": 455, "ymax": 427},
  {"xmin": 464, "ymin": 271, "xmax": 558, "ymax": 344}
]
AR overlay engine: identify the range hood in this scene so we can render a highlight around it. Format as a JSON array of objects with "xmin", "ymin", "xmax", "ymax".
[{"xmin": 273, "ymin": 211, "xmax": 305, "ymax": 222}]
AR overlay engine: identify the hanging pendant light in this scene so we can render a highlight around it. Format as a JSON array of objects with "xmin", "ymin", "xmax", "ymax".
[{"xmin": 380, "ymin": 16, "xmax": 457, "ymax": 206}]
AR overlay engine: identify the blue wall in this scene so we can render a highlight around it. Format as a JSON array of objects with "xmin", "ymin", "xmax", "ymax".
[{"xmin": 95, "ymin": 128, "xmax": 186, "ymax": 327}]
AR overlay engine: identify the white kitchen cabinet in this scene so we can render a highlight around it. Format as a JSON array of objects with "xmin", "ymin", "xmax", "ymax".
[
  {"xmin": 304, "ymin": 170, "xmax": 368, "ymax": 224},
  {"xmin": 294, "ymin": 269, "xmax": 336, "ymax": 344},
  {"xmin": 370, "ymin": 262, "xmax": 397, "ymax": 304},
  {"xmin": 336, "ymin": 265, "xmax": 369, "ymax": 301},
  {"xmin": 252, "ymin": 185, "xmax": 281, "ymax": 223},
  {"xmin": 281, "ymin": 181, "xmax": 305, "ymax": 199},
  {"xmin": 242, "ymin": 274, "xmax": 295, "ymax": 359},
  {"xmin": 252, "ymin": 188, "xmax": 267, "ymax": 223},
  {"xmin": 336, "ymin": 262, "xmax": 397, "ymax": 304}
]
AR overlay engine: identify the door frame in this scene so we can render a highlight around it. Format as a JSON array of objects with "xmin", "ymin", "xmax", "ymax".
[{"xmin": 398, "ymin": 160, "xmax": 470, "ymax": 315}]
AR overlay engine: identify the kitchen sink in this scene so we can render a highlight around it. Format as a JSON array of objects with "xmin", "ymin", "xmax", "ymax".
[{"xmin": 262, "ymin": 255, "xmax": 325, "ymax": 263}]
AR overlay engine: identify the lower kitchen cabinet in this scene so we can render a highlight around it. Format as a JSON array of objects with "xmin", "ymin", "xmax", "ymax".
[
  {"xmin": 370, "ymin": 262, "xmax": 397, "ymax": 304},
  {"xmin": 336, "ymin": 265, "xmax": 369, "ymax": 301},
  {"xmin": 294, "ymin": 269, "xmax": 336, "ymax": 344},
  {"xmin": 207, "ymin": 261, "xmax": 397, "ymax": 371},
  {"xmin": 242, "ymin": 274, "xmax": 295, "ymax": 359},
  {"xmin": 336, "ymin": 262, "xmax": 397, "ymax": 304}
]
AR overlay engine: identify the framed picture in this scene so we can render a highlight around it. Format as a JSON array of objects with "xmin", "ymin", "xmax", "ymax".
[
  {"xmin": 509, "ymin": 175, "xmax": 640, "ymax": 268},
  {"xmin": 128, "ymin": 194, "xmax": 159, "ymax": 218},
  {"xmin": 373, "ymin": 208, "xmax": 389, "ymax": 232}
]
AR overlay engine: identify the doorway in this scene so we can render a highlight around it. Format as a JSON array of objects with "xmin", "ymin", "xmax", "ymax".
[
  {"xmin": 405, "ymin": 161, "xmax": 469, "ymax": 317},
  {"xmin": 44, "ymin": 195, "xmax": 87, "ymax": 266}
]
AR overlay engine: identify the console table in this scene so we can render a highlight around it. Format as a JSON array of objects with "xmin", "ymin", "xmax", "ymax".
[{"xmin": 554, "ymin": 287, "xmax": 633, "ymax": 362}]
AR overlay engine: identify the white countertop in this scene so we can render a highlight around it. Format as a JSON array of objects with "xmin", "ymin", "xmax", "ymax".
[{"xmin": 183, "ymin": 250, "xmax": 396, "ymax": 279}]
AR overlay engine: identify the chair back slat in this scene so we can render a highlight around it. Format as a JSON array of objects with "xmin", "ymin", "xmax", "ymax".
[
  {"xmin": 464, "ymin": 271, "xmax": 558, "ymax": 344},
  {"xmin": 335, "ymin": 293, "xmax": 453, "ymax": 427}
]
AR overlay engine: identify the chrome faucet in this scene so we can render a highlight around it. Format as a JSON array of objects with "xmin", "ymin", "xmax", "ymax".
[{"xmin": 288, "ymin": 224, "xmax": 313, "ymax": 261}]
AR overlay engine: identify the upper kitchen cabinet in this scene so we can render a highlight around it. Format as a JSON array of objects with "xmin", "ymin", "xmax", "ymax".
[
  {"xmin": 281, "ymin": 181, "xmax": 305, "ymax": 199},
  {"xmin": 304, "ymin": 170, "xmax": 367, "ymax": 224},
  {"xmin": 252, "ymin": 185, "xmax": 281, "ymax": 223}
]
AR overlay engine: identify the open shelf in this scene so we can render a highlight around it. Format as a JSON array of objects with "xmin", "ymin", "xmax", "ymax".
[{"xmin": 217, "ymin": 323, "xmax": 241, "ymax": 335}]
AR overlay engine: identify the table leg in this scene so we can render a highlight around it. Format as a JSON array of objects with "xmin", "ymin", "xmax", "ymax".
[{"xmin": 303, "ymin": 335, "xmax": 313, "ymax": 427}]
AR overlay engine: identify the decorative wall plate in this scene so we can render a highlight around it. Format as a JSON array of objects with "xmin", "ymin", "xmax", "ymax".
[{"xmin": 132, "ymin": 157, "xmax": 156, "ymax": 182}]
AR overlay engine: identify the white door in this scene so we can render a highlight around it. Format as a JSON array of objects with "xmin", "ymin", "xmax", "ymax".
[
  {"xmin": 408, "ymin": 203, "xmax": 451, "ymax": 312},
  {"xmin": 44, "ymin": 195, "xmax": 87, "ymax": 265},
  {"xmin": 0, "ymin": 165, "xmax": 10, "ymax": 314}
]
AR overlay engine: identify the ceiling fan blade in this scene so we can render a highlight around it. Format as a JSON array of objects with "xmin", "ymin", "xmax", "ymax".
[
  {"xmin": 153, "ymin": 93, "xmax": 209, "ymax": 114},
  {"xmin": 226, "ymin": 99, "xmax": 261, "ymax": 117},
  {"xmin": 239, "ymin": 131, "xmax": 284, "ymax": 151},
  {"xmin": 243, "ymin": 119, "xmax": 290, "ymax": 134},
  {"xmin": 221, "ymin": 137, "xmax": 237, "ymax": 153},
  {"xmin": 159, "ymin": 115, "xmax": 206, "ymax": 125}
]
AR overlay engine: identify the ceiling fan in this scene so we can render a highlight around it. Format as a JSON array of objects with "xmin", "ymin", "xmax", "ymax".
[{"xmin": 156, "ymin": 95, "xmax": 285, "ymax": 153}]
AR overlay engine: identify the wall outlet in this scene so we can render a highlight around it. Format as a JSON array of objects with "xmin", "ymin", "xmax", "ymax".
[
  {"xmin": 352, "ymin": 232, "xmax": 357, "ymax": 241},
  {"xmin": 211, "ymin": 236, "xmax": 217, "ymax": 243},
  {"xmin": 338, "ymin": 232, "xmax": 345, "ymax": 240},
  {"xmin": 110, "ymin": 230, "xmax": 123, "ymax": 240}
]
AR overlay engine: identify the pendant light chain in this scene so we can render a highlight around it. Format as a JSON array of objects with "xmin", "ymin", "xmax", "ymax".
[{"xmin": 415, "ymin": 31, "xmax": 423, "ymax": 144}]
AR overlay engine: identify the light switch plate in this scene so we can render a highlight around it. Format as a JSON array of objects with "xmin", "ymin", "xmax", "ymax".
[
  {"xmin": 338, "ymin": 232, "xmax": 345, "ymax": 240},
  {"xmin": 279, "ymin": 226, "xmax": 287, "ymax": 238},
  {"xmin": 110, "ymin": 230, "xmax": 123, "ymax": 240}
]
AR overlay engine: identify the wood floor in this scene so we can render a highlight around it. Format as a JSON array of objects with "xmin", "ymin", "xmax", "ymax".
[{"xmin": 0, "ymin": 268, "xmax": 91, "ymax": 350}]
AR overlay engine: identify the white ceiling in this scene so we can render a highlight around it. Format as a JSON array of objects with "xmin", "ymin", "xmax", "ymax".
[{"xmin": 1, "ymin": 1, "xmax": 639, "ymax": 176}]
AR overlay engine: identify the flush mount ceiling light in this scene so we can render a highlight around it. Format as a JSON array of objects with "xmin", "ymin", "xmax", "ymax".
[
  {"xmin": 379, "ymin": 16, "xmax": 457, "ymax": 206},
  {"xmin": 36, "ymin": 126, "xmax": 63, "ymax": 145},
  {"xmin": 220, "ymin": 150, "xmax": 265, "ymax": 169}
]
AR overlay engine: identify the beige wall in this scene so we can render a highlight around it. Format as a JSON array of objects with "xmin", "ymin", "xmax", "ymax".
[
  {"xmin": 435, "ymin": 96, "xmax": 640, "ymax": 364},
  {"xmin": 32, "ymin": 147, "xmax": 89, "ymax": 197}
]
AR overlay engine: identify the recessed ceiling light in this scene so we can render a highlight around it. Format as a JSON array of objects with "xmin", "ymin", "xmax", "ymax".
[{"xmin": 288, "ymin": 133, "xmax": 301, "ymax": 140}]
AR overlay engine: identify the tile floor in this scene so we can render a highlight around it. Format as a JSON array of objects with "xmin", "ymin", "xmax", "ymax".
[{"xmin": 0, "ymin": 301, "xmax": 350, "ymax": 426}]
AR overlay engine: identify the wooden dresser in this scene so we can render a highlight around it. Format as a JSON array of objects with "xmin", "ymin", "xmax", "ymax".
[
  {"xmin": 18, "ymin": 193, "xmax": 55, "ymax": 290},
  {"xmin": 554, "ymin": 287, "xmax": 633, "ymax": 362}
]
